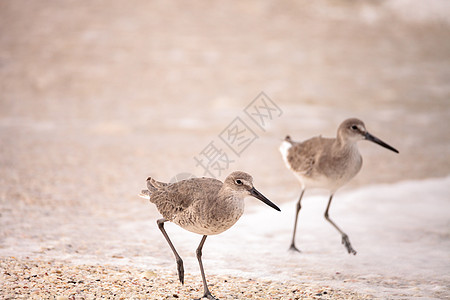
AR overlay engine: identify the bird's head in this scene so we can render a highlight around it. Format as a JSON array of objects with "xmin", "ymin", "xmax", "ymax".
[
  {"xmin": 338, "ymin": 118, "xmax": 399, "ymax": 153},
  {"xmin": 224, "ymin": 171, "xmax": 280, "ymax": 211},
  {"xmin": 338, "ymin": 118, "xmax": 367, "ymax": 142}
]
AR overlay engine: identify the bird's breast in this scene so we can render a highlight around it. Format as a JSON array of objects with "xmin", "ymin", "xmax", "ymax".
[
  {"xmin": 320, "ymin": 148, "xmax": 362, "ymax": 191},
  {"xmin": 173, "ymin": 197, "xmax": 245, "ymax": 236}
]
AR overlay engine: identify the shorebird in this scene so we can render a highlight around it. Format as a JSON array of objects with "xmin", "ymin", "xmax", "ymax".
[
  {"xmin": 280, "ymin": 118, "xmax": 399, "ymax": 254},
  {"xmin": 140, "ymin": 171, "xmax": 280, "ymax": 300}
]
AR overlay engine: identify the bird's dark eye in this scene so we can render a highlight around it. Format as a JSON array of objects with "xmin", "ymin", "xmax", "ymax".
[
  {"xmin": 235, "ymin": 179, "xmax": 243, "ymax": 185},
  {"xmin": 351, "ymin": 125, "xmax": 358, "ymax": 130}
]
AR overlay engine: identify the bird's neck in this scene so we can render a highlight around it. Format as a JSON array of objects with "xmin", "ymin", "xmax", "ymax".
[
  {"xmin": 218, "ymin": 187, "xmax": 245, "ymax": 206},
  {"xmin": 334, "ymin": 136, "xmax": 360, "ymax": 157}
]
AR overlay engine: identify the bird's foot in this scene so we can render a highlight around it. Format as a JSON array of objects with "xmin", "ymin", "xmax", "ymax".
[
  {"xmin": 196, "ymin": 291, "xmax": 219, "ymax": 300},
  {"xmin": 341, "ymin": 234, "xmax": 357, "ymax": 255},
  {"xmin": 288, "ymin": 243, "xmax": 301, "ymax": 253},
  {"xmin": 176, "ymin": 258, "xmax": 185, "ymax": 284}
]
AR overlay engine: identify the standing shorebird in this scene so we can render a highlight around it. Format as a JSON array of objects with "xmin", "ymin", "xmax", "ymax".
[
  {"xmin": 280, "ymin": 118, "xmax": 399, "ymax": 254},
  {"xmin": 140, "ymin": 171, "xmax": 280, "ymax": 300}
]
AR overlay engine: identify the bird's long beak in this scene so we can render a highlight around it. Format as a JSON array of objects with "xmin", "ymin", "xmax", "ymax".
[
  {"xmin": 249, "ymin": 187, "xmax": 281, "ymax": 211},
  {"xmin": 365, "ymin": 132, "xmax": 399, "ymax": 153}
]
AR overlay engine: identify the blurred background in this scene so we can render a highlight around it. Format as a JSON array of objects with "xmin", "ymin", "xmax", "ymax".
[
  {"xmin": 1, "ymin": 0, "xmax": 449, "ymax": 207},
  {"xmin": 0, "ymin": 0, "xmax": 449, "ymax": 297}
]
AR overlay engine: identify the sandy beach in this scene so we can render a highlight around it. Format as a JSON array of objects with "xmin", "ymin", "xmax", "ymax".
[
  {"xmin": 1, "ymin": 257, "xmax": 374, "ymax": 299},
  {"xmin": 1, "ymin": 1, "xmax": 450, "ymax": 299}
]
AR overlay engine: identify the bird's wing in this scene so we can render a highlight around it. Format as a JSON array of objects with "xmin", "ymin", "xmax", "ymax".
[
  {"xmin": 151, "ymin": 178, "xmax": 222, "ymax": 221},
  {"xmin": 139, "ymin": 190, "xmax": 150, "ymax": 200},
  {"xmin": 147, "ymin": 177, "xmax": 168, "ymax": 192},
  {"xmin": 139, "ymin": 177, "xmax": 168, "ymax": 200},
  {"xmin": 287, "ymin": 136, "xmax": 328, "ymax": 175}
]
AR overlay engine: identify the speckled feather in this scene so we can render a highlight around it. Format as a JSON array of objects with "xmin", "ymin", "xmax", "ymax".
[
  {"xmin": 280, "ymin": 118, "xmax": 398, "ymax": 254},
  {"xmin": 144, "ymin": 172, "xmax": 256, "ymax": 235},
  {"xmin": 281, "ymin": 119, "xmax": 365, "ymax": 192}
]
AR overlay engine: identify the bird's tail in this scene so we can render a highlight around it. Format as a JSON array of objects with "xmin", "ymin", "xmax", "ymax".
[{"xmin": 139, "ymin": 177, "xmax": 168, "ymax": 202}]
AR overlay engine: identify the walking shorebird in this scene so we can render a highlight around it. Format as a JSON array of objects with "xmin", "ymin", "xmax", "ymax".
[
  {"xmin": 140, "ymin": 171, "xmax": 280, "ymax": 300},
  {"xmin": 280, "ymin": 118, "xmax": 399, "ymax": 254}
]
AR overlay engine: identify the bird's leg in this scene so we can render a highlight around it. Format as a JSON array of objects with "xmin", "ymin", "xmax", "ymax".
[
  {"xmin": 195, "ymin": 235, "xmax": 218, "ymax": 300},
  {"xmin": 156, "ymin": 218, "xmax": 185, "ymax": 284},
  {"xmin": 289, "ymin": 189, "xmax": 305, "ymax": 252},
  {"xmin": 324, "ymin": 195, "xmax": 357, "ymax": 255}
]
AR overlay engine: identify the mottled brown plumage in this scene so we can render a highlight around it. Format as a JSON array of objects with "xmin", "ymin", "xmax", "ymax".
[
  {"xmin": 280, "ymin": 118, "xmax": 399, "ymax": 254},
  {"xmin": 140, "ymin": 171, "xmax": 280, "ymax": 300}
]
